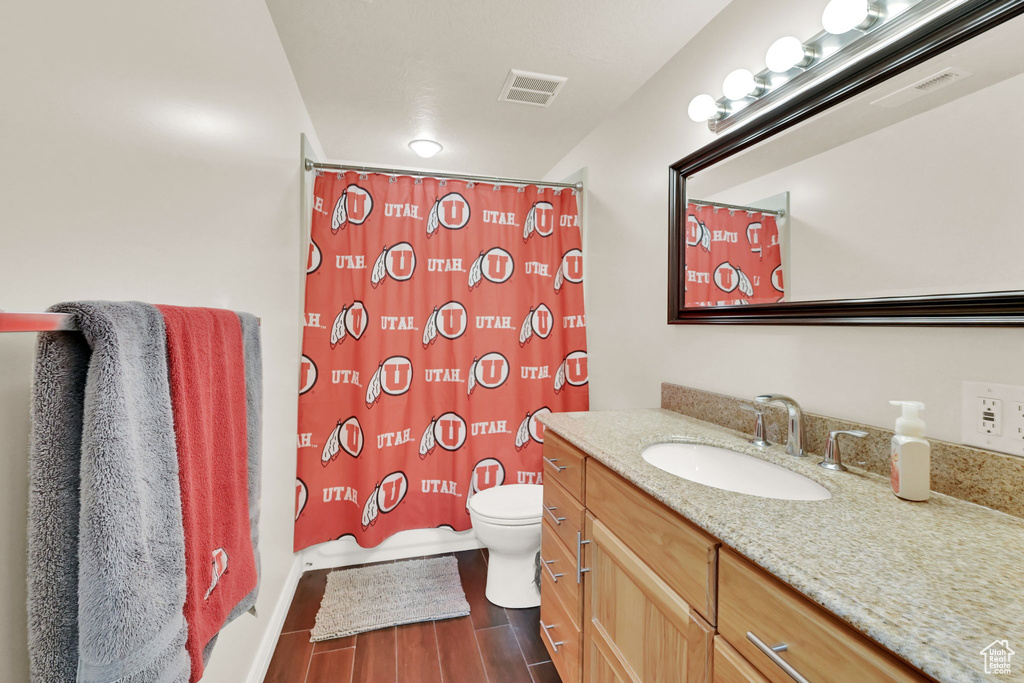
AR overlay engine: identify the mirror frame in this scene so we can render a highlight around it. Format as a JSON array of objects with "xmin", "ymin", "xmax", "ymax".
[{"xmin": 668, "ymin": 0, "xmax": 1024, "ymax": 326}]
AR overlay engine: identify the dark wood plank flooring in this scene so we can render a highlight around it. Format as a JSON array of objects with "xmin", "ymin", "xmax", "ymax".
[{"xmin": 265, "ymin": 549, "xmax": 560, "ymax": 682}]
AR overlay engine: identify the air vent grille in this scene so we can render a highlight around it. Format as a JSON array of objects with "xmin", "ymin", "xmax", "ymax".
[
  {"xmin": 499, "ymin": 69, "xmax": 567, "ymax": 108},
  {"xmin": 870, "ymin": 67, "xmax": 972, "ymax": 109}
]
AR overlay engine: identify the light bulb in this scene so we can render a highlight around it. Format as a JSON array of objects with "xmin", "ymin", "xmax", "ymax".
[
  {"xmin": 408, "ymin": 139, "xmax": 443, "ymax": 158},
  {"xmin": 687, "ymin": 94, "xmax": 719, "ymax": 122},
  {"xmin": 766, "ymin": 36, "xmax": 809, "ymax": 72},
  {"xmin": 822, "ymin": 0, "xmax": 876, "ymax": 35},
  {"xmin": 722, "ymin": 69, "xmax": 760, "ymax": 101}
]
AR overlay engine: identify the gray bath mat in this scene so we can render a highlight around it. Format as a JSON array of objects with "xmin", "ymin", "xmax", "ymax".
[{"xmin": 310, "ymin": 555, "xmax": 470, "ymax": 641}]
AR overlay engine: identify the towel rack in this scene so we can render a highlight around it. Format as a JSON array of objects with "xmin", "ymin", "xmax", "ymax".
[{"xmin": 0, "ymin": 310, "xmax": 261, "ymax": 333}]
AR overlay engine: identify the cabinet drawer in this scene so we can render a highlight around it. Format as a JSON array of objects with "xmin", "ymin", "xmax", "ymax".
[
  {"xmin": 543, "ymin": 430, "xmax": 586, "ymax": 501},
  {"xmin": 541, "ymin": 569, "xmax": 582, "ymax": 683},
  {"xmin": 718, "ymin": 549, "xmax": 929, "ymax": 683},
  {"xmin": 713, "ymin": 636, "xmax": 769, "ymax": 683},
  {"xmin": 543, "ymin": 476, "xmax": 584, "ymax": 555},
  {"xmin": 585, "ymin": 459, "xmax": 719, "ymax": 624},
  {"xmin": 541, "ymin": 519, "xmax": 581, "ymax": 628}
]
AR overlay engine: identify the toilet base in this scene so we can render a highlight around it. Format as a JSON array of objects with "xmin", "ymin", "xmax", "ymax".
[{"xmin": 484, "ymin": 550, "xmax": 541, "ymax": 609}]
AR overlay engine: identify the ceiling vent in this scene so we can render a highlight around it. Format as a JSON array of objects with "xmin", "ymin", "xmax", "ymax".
[
  {"xmin": 498, "ymin": 69, "xmax": 567, "ymax": 108},
  {"xmin": 870, "ymin": 67, "xmax": 972, "ymax": 109}
]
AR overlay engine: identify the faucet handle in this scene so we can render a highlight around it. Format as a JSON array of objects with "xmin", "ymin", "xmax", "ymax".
[
  {"xmin": 820, "ymin": 430, "xmax": 868, "ymax": 472},
  {"xmin": 740, "ymin": 403, "xmax": 771, "ymax": 447}
]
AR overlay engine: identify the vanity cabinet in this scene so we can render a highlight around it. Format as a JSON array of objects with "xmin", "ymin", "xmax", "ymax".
[
  {"xmin": 540, "ymin": 428, "xmax": 934, "ymax": 683},
  {"xmin": 540, "ymin": 431, "xmax": 588, "ymax": 682}
]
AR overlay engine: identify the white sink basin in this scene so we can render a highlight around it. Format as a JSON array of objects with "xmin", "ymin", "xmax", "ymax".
[{"xmin": 641, "ymin": 442, "xmax": 831, "ymax": 501}]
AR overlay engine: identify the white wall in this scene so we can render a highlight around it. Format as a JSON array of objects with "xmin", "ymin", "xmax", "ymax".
[
  {"xmin": 544, "ymin": 0, "xmax": 1023, "ymax": 443},
  {"xmin": 0, "ymin": 1, "xmax": 322, "ymax": 680}
]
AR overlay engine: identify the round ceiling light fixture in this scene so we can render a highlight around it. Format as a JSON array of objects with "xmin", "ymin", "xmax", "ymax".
[
  {"xmin": 408, "ymin": 139, "xmax": 443, "ymax": 158},
  {"xmin": 765, "ymin": 36, "xmax": 814, "ymax": 72},
  {"xmin": 687, "ymin": 94, "xmax": 720, "ymax": 122},
  {"xmin": 822, "ymin": 0, "xmax": 879, "ymax": 35},
  {"xmin": 722, "ymin": 69, "xmax": 761, "ymax": 101}
]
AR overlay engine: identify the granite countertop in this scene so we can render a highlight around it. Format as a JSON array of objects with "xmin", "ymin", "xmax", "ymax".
[{"xmin": 537, "ymin": 409, "xmax": 1024, "ymax": 683}]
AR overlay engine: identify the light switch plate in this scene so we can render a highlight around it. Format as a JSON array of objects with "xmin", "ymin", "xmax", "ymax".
[{"xmin": 962, "ymin": 381, "xmax": 1024, "ymax": 457}]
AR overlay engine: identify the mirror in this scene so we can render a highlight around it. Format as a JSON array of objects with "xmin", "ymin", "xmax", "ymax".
[{"xmin": 668, "ymin": 1, "xmax": 1024, "ymax": 325}]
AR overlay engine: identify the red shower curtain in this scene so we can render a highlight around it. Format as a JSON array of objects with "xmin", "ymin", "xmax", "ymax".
[
  {"xmin": 684, "ymin": 203, "xmax": 784, "ymax": 307},
  {"xmin": 295, "ymin": 171, "xmax": 588, "ymax": 550}
]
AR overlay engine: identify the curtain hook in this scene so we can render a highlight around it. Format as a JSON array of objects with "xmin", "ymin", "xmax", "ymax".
[
  {"xmin": 493, "ymin": 184, "xmax": 500, "ymax": 191},
  {"xmin": 359, "ymin": 172, "xmax": 368, "ymax": 181},
  {"xmin": 389, "ymin": 175, "xmax": 398, "ymax": 184},
  {"xmin": 517, "ymin": 185, "xmax": 525, "ymax": 193},
  {"xmin": 466, "ymin": 181, "xmax": 474, "ymax": 189},
  {"xmin": 413, "ymin": 177, "xmax": 422, "ymax": 185},
  {"xmin": 439, "ymin": 178, "xmax": 447, "ymax": 187},
  {"xmin": 336, "ymin": 173, "xmax": 343, "ymax": 181},
  {"xmin": 315, "ymin": 169, "xmax": 323, "ymax": 177}
]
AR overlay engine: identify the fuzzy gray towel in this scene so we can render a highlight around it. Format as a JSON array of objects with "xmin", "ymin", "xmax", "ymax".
[
  {"xmin": 28, "ymin": 302, "xmax": 190, "ymax": 683},
  {"xmin": 230, "ymin": 312, "xmax": 262, "ymax": 619}
]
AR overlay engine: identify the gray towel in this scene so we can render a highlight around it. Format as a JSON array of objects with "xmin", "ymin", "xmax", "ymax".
[
  {"xmin": 28, "ymin": 302, "xmax": 190, "ymax": 683},
  {"xmin": 230, "ymin": 312, "xmax": 263, "ymax": 619}
]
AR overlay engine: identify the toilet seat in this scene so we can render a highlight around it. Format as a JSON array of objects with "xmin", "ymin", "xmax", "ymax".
[{"xmin": 467, "ymin": 484, "xmax": 543, "ymax": 526}]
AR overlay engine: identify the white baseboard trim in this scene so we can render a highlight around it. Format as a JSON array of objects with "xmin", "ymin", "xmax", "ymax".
[
  {"xmin": 300, "ymin": 527, "xmax": 483, "ymax": 571},
  {"xmin": 246, "ymin": 555, "xmax": 304, "ymax": 683}
]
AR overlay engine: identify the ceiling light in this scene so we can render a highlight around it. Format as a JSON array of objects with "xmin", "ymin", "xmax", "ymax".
[
  {"xmin": 409, "ymin": 139, "xmax": 443, "ymax": 158},
  {"xmin": 765, "ymin": 36, "xmax": 814, "ymax": 72},
  {"xmin": 722, "ymin": 69, "xmax": 761, "ymax": 101},
  {"xmin": 687, "ymin": 94, "xmax": 720, "ymax": 122},
  {"xmin": 822, "ymin": 0, "xmax": 878, "ymax": 35}
]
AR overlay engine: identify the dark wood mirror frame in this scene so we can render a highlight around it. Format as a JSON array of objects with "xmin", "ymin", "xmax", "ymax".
[{"xmin": 668, "ymin": 0, "xmax": 1024, "ymax": 326}]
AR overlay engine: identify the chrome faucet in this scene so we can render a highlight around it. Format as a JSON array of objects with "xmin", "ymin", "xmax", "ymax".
[
  {"xmin": 739, "ymin": 402, "xmax": 771, "ymax": 447},
  {"xmin": 820, "ymin": 429, "xmax": 868, "ymax": 471},
  {"xmin": 755, "ymin": 394, "xmax": 805, "ymax": 456}
]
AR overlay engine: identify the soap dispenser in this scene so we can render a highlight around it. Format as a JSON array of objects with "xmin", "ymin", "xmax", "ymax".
[{"xmin": 889, "ymin": 400, "xmax": 930, "ymax": 501}]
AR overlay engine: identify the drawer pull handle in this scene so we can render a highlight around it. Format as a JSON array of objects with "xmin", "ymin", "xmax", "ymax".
[
  {"xmin": 541, "ymin": 556, "xmax": 563, "ymax": 583},
  {"xmin": 576, "ymin": 531, "xmax": 591, "ymax": 584},
  {"xmin": 543, "ymin": 456, "xmax": 567, "ymax": 472},
  {"xmin": 541, "ymin": 622, "xmax": 565, "ymax": 653},
  {"xmin": 544, "ymin": 505, "xmax": 565, "ymax": 525},
  {"xmin": 747, "ymin": 632, "xmax": 809, "ymax": 683}
]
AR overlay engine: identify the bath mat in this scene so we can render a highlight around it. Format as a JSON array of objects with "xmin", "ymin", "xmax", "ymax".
[{"xmin": 310, "ymin": 555, "xmax": 470, "ymax": 641}]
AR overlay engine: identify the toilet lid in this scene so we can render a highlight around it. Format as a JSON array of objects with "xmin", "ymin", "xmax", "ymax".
[{"xmin": 468, "ymin": 484, "xmax": 543, "ymax": 525}]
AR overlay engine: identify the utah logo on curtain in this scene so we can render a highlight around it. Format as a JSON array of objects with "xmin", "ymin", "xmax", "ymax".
[
  {"xmin": 296, "ymin": 171, "xmax": 588, "ymax": 550},
  {"xmin": 684, "ymin": 202, "xmax": 784, "ymax": 307}
]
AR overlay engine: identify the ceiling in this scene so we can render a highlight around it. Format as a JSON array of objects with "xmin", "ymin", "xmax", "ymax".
[{"xmin": 265, "ymin": 0, "xmax": 731, "ymax": 179}]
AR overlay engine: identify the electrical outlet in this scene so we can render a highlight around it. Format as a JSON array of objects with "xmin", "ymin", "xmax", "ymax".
[
  {"xmin": 962, "ymin": 382, "xmax": 1024, "ymax": 457},
  {"xmin": 978, "ymin": 397, "xmax": 1002, "ymax": 435},
  {"xmin": 1013, "ymin": 402, "xmax": 1024, "ymax": 441}
]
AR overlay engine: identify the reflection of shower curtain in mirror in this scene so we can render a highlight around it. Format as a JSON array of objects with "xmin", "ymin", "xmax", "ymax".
[{"xmin": 684, "ymin": 203, "xmax": 784, "ymax": 307}]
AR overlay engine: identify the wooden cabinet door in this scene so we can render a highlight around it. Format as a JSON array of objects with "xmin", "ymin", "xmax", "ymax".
[{"xmin": 584, "ymin": 513, "xmax": 713, "ymax": 683}]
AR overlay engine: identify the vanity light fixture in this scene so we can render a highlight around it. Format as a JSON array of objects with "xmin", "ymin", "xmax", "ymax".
[
  {"xmin": 685, "ymin": 0, "xmax": 953, "ymax": 134},
  {"xmin": 822, "ymin": 0, "xmax": 881, "ymax": 34},
  {"xmin": 765, "ymin": 36, "xmax": 816, "ymax": 73},
  {"xmin": 687, "ymin": 94, "xmax": 721, "ymax": 122},
  {"xmin": 722, "ymin": 69, "xmax": 763, "ymax": 100},
  {"xmin": 408, "ymin": 139, "xmax": 443, "ymax": 158}
]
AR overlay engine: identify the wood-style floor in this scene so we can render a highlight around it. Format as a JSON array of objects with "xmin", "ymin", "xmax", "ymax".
[{"xmin": 265, "ymin": 549, "xmax": 561, "ymax": 683}]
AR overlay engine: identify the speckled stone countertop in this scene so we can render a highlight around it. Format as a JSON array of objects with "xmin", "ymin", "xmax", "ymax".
[{"xmin": 537, "ymin": 409, "xmax": 1024, "ymax": 683}]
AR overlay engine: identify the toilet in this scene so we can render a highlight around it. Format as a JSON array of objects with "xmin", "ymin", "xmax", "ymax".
[{"xmin": 467, "ymin": 484, "xmax": 544, "ymax": 609}]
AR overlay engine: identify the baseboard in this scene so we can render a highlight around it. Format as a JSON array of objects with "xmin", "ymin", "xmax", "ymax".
[
  {"xmin": 246, "ymin": 555, "xmax": 303, "ymax": 683},
  {"xmin": 300, "ymin": 527, "xmax": 483, "ymax": 571}
]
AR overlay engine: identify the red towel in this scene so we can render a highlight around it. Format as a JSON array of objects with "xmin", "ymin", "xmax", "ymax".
[{"xmin": 157, "ymin": 306, "xmax": 256, "ymax": 682}]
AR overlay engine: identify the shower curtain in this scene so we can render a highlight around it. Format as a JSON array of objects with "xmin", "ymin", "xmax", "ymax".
[
  {"xmin": 684, "ymin": 202, "xmax": 784, "ymax": 307},
  {"xmin": 296, "ymin": 171, "xmax": 588, "ymax": 550}
]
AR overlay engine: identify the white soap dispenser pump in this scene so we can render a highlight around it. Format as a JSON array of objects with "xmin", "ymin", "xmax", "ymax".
[{"xmin": 889, "ymin": 400, "xmax": 930, "ymax": 501}]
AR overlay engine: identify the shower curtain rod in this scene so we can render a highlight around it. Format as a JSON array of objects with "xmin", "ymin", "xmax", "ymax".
[
  {"xmin": 0, "ymin": 310, "xmax": 261, "ymax": 333},
  {"xmin": 304, "ymin": 159, "xmax": 584, "ymax": 192},
  {"xmin": 689, "ymin": 198, "xmax": 785, "ymax": 218}
]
